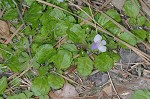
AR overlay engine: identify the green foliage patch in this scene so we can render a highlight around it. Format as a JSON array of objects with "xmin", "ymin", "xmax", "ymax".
[{"xmin": 0, "ymin": 0, "xmax": 149, "ymax": 98}]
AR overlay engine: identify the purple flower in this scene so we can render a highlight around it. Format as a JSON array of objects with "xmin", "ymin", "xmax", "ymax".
[{"xmin": 91, "ymin": 34, "xmax": 107, "ymax": 52}]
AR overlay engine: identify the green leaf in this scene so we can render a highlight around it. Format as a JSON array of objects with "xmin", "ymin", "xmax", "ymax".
[
  {"xmin": 35, "ymin": 44, "xmax": 56, "ymax": 64},
  {"xmin": 124, "ymin": 0, "xmax": 140, "ymax": 18},
  {"xmin": 7, "ymin": 93, "xmax": 27, "ymax": 99},
  {"xmin": 40, "ymin": 10, "xmax": 58, "ymax": 30},
  {"xmin": 95, "ymin": 13, "xmax": 109, "ymax": 26},
  {"xmin": 6, "ymin": 52, "xmax": 30, "ymax": 72},
  {"xmin": 24, "ymin": 26, "xmax": 36, "ymax": 36},
  {"xmin": 55, "ymin": 20, "xmax": 68, "ymax": 36},
  {"xmin": 78, "ymin": 7, "xmax": 91, "ymax": 23},
  {"xmin": 107, "ymin": 40, "xmax": 118, "ymax": 49},
  {"xmin": 129, "ymin": 18, "xmax": 137, "ymax": 26},
  {"xmin": 119, "ymin": 32, "xmax": 137, "ymax": 46},
  {"xmin": 94, "ymin": 53, "xmax": 114, "ymax": 72},
  {"xmin": 17, "ymin": 93, "xmax": 27, "ymax": 99},
  {"xmin": 68, "ymin": 24, "xmax": 86, "ymax": 43},
  {"xmin": 104, "ymin": 21, "xmax": 122, "ymax": 35},
  {"xmin": 64, "ymin": 15, "xmax": 76, "ymax": 23},
  {"xmin": 0, "ymin": 44, "xmax": 13, "ymax": 59},
  {"xmin": 145, "ymin": 21, "xmax": 150, "ymax": 27},
  {"xmin": 6, "ymin": 55, "xmax": 22, "ymax": 72},
  {"xmin": 24, "ymin": 0, "xmax": 35, "ymax": 6},
  {"xmin": 33, "ymin": 33, "xmax": 51, "ymax": 44},
  {"xmin": 1, "ymin": 0, "xmax": 15, "ymax": 8},
  {"xmin": 132, "ymin": 29, "xmax": 147, "ymax": 41},
  {"xmin": 16, "ymin": 37, "xmax": 29, "ymax": 51},
  {"xmin": 106, "ymin": 9, "xmax": 121, "ymax": 22},
  {"xmin": 50, "ymin": 8, "xmax": 66, "ymax": 20},
  {"xmin": 96, "ymin": 9, "xmax": 121, "ymax": 26},
  {"xmin": 39, "ymin": 66, "xmax": 49, "ymax": 76},
  {"xmin": 108, "ymin": 52, "xmax": 121, "ymax": 63},
  {"xmin": 39, "ymin": 95, "xmax": 49, "ymax": 99},
  {"xmin": 77, "ymin": 57, "xmax": 93, "ymax": 76},
  {"xmin": 61, "ymin": 43, "xmax": 78, "ymax": 52},
  {"xmin": 137, "ymin": 16, "xmax": 146, "ymax": 26},
  {"xmin": 31, "ymin": 76, "xmax": 50, "ymax": 96},
  {"xmin": 54, "ymin": 50, "xmax": 72, "ymax": 70},
  {"xmin": 24, "ymin": 2, "xmax": 42, "ymax": 28},
  {"xmin": 31, "ymin": 43, "xmax": 39, "ymax": 54},
  {"xmin": 24, "ymin": 90, "xmax": 33, "ymax": 98},
  {"xmin": 132, "ymin": 90, "xmax": 150, "ymax": 99},
  {"xmin": 48, "ymin": 74, "xmax": 65, "ymax": 89},
  {"xmin": 0, "ymin": 76, "xmax": 7, "ymax": 94},
  {"xmin": 3, "ymin": 8, "xmax": 18, "ymax": 20}
]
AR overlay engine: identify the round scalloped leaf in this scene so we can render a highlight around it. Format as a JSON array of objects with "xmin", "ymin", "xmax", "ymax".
[
  {"xmin": 77, "ymin": 57, "xmax": 93, "ymax": 76},
  {"xmin": 94, "ymin": 53, "xmax": 114, "ymax": 72},
  {"xmin": 35, "ymin": 44, "xmax": 56, "ymax": 64},
  {"xmin": 54, "ymin": 50, "xmax": 72, "ymax": 70},
  {"xmin": 48, "ymin": 74, "xmax": 65, "ymax": 89},
  {"xmin": 31, "ymin": 76, "xmax": 50, "ymax": 96}
]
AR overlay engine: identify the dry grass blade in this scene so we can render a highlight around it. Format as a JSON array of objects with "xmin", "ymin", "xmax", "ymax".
[
  {"xmin": 54, "ymin": 35, "xmax": 67, "ymax": 48},
  {"xmin": 52, "ymin": 71, "xmax": 79, "ymax": 85},
  {"xmin": 107, "ymin": 72, "xmax": 121, "ymax": 99},
  {"xmin": 99, "ymin": 0, "xmax": 112, "ymax": 10},
  {"xmin": 4, "ymin": 24, "xmax": 24, "ymax": 44},
  {"xmin": 8, "ymin": 66, "xmax": 31, "ymax": 86}
]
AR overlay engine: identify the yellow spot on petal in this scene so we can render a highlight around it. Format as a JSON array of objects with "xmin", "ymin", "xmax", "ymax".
[{"xmin": 98, "ymin": 42, "xmax": 102, "ymax": 47}]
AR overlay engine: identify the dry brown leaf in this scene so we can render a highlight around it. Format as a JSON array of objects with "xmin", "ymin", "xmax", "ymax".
[
  {"xmin": 49, "ymin": 83, "xmax": 79, "ymax": 99},
  {"xmin": 115, "ymin": 85, "xmax": 133, "ymax": 99},
  {"xmin": 102, "ymin": 84, "xmax": 112, "ymax": 97},
  {"xmin": 0, "ymin": 20, "xmax": 10, "ymax": 42}
]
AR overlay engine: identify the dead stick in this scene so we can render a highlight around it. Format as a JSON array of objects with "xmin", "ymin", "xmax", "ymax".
[{"xmin": 4, "ymin": 24, "xmax": 24, "ymax": 44}]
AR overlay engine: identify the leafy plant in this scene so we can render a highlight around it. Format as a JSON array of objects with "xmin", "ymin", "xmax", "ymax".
[
  {"xmin": 132, "ymin": 90, "xmax": 150, "ymax": 99},
  {"xmin": 0, "ymin": 76, "xmax": 7, "ymax": 95},
  {"xmin": 94, "ymin": 52, "xmax": 114, "ymax": 72},
  {"xmin": 31, "ymin": 76, "xmax": 50, "ymax": 96},
  {"xmin": 0, "ymin": 0, "xmax": 149, "ymax": 97},
  {"xmin": 6, "ymin": 52, "xmax": 30, "ymax": 72},
  {"xmin": 3, "ymin": 8, "xmax": 18, "ymax": 20},
  {"xmin": 48, "ymin": 73, "xmax": 65, "ymax": 89},
  {"xmin": 77, "ymin": 57, "xmax": 93, "ymax": 76},
  {"xmin": 119, "ymin": 32, "xmax": 137, "ymax": 46},
  {"xmin": 35, "ymin": 44, "xmax": 56, "ymax": 64},
  {"xmin": 53, "ymin": 50, "xmax": 72, "ymax": 70}
]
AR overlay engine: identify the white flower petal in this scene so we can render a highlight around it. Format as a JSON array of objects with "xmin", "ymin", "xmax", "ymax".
[
  {"xmin": 101, "ymin": 40, "xmax": 106, "ymax": 45},
  {"xmin": 98, "ymin": 46, "xmax": 106, "ymax": 52},
  {"xmin": 94, "ymin": 34, "xmax": 102, "ymax": 43},
  {"xmin": 57, "ymin": 0, "xmax": 64, "ymax": 2}
]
